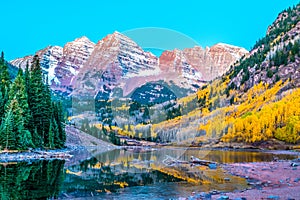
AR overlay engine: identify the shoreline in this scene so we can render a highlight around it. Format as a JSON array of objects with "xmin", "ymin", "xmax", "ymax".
[
  {"xmin": 214, "ymin": 158, "xmax": 300, "ymax": 200},
  {"xmin": 183, "ymin": 153, "xmax": 300, "ymax": 200},
  {"xmin": 0, "ymin": 146, "xmax": 78, "ymax": 163}
]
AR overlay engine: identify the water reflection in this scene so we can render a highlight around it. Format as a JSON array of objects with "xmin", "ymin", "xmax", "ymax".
[
  {"xmin": 92, "ymin": 148, "xmax": 295, "ymax": 164},
  {"xmin": 0, "ymin": 149, "xmax": 296, "ymax": 199},
  {"xmin": 61, "ymin": 148, "xmax": 295, "ymax": 199},
  {"xmin": 0, "ymin": 160, "xmax": 65, "ymax": 200}
]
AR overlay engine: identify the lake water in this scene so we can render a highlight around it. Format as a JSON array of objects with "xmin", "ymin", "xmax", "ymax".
[{"xmin": 0, "ymin": 148, "xmax": 296, "ymax": 199}]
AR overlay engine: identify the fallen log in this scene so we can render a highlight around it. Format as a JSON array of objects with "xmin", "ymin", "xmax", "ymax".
[
  {"xmin": 190, "ymin": 156, "xmax": 217, "ymax": 166},
  {"xmin": 163, "ymin": 155, "xmax": 217, "ymax": 167}
]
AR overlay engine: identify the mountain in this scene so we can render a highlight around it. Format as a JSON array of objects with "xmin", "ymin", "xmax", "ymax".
[
  {"xmin": 160, "ymin": 44, "xmax": 248, "ymax": 81},
  {"xmin": 72, "ymin": 31, "xmax": 160, "ymax": 97},
  {"xmin": 55, "ymin": 36, "xmax": 95, "ymax": 90},
  {"xmin": 10, "ymin": 37, "xmax": 95, "ymax": 95},
  {"xmin": 11, "ymin": 46, "xmax": 63, "ymax": 84},
  {"xmin": 84, "ymin": 3, "xmax": 300, "ymax": 146},
  {"xmin": 150, "ymin": 3, "xmax": 300, "ymax": 145},
  {"xmin": 10, "ymin": 32, "xmax": 247, "ymax": 97},
  {"xmin": 158, "ymin": 44, "xmax": 248, "ymax": 93}
]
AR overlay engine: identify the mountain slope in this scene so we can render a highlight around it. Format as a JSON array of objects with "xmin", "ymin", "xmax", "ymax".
[
  {"xmin": 183, "ymin": 43, "xmax": 249, "ymax": 81},
  {"xmin": 153, "ymin": 3, "xmax": 300, "ymax": 145},
  {"xmin": 158, "ymin": 44, "xmax": 248, "ymax": 91},
  {"xmin": 7, "ymin": 61, "xmax": 18, "ymax": 79},
  {"xmin": 55, "ymin": 36, "xmax": 95, "ymax": 89}
]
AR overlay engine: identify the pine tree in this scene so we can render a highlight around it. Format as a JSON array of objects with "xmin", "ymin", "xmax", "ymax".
[
  {"xmin": 0, "ymin": 52, "xmax": 11, "ymax": 121},
  {"xmin": 0, "ymin": 90, "xmax": 4, "ymax": 122},
  {"xmin": 8, "ymin": 68, "xmax": 31, "ymax": 131},
  {"xmin": 0, "ymin": 52, "xmax": 11, "ymax": 93},
  {"xmin": 0, "ymin": 109, "xmax": 15, "ymax": 150},
  {"xmin": 5, "ymin": 98, "xmax": 33, "ymax": 149},
  {"xmin": 31, "ymin": 128, "xmax": 41, "ymax": 148},
  {"xmin": 51, "ymin": 115, "xmax": 60, "ymax": 148},
  {"xmin": 28, "ymin": 55, "xmax": 50, "ymax": 147},
  {"xmin": 48, "ymin": 119, "xmax": 57, "ymax": 149},
  {"xmin": 0, "ymin": 53, "xmax": 66, "ymax": 150},
  {"xmin": 0, "ymin": 87, "xmax": 9, "ymax": 125},
  {"xmin": 42, "ymin": 75, "xmax": 52, "ymax": 145},
  {"xmin": 52, "ymin": 102, "xmax": 65, "ymax": 148},
  {"xmin": 57, "ymin": 102, "xmax": 66, "ymax": 147},
  {"xmin": 24, "ymin": 61, "xmax": 30, "ymax": 101}
]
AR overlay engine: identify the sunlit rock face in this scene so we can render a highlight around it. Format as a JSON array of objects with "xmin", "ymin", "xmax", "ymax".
[
  {"xmin": 10, "ymin": 36, "xmax": 95, "ymax": 95},
  {"xmin": 10, "ymin": 32, "xmax": 248, "ymax": 97}
]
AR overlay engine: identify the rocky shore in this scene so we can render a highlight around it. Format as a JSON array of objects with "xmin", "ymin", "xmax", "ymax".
[
  {"xmin": 182, "ymin": 151, "xmax": 300, "ymax": 200},
  {"xmin": 0, "ymin": 125, "xmax": 118, "ymax": 163},
  {"xmin": 0, "ymin": 148, "xmax": 74, "ymax": 163},
  {"xmin": 216, "ymin": 159, "xmax": 300, "ymax": 200}
]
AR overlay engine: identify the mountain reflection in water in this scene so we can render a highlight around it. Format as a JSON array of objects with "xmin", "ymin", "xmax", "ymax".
[{"xmin": 0, "ymin": 148, "xmax": 296, "ymax": 199}]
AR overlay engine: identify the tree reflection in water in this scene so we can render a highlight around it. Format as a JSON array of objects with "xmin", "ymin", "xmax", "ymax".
[{"xmin": 0, "ymin": 160, "xmax": 65, "ymax": 200}]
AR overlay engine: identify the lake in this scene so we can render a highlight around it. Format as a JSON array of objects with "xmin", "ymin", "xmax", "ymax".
[{"xmin": 0, "ymin": 148, "xmax": 296, "ymax": 199}]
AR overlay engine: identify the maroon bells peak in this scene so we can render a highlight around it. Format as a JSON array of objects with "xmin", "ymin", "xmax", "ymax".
[{"xmin": 10, "ymin": 32, "xmax": 248, "ymax": 96}]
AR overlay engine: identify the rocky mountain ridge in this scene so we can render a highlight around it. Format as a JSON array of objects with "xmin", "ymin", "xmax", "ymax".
[
  {"xmin": 229, "ymin": 3, "xmax": 300, "ymax": 90},
  {"xmin": 10, "ymin": 31, "xmax": 248, "ymax": 97}
]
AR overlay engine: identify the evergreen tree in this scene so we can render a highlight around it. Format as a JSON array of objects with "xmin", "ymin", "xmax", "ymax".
[
  {"xmin": 0, "ymin": 52, "xmax": 11, "ymax": 94},
  {"xmin": 31, "ymin": 128, "xmax": 41, "ymax": 148},
  {"xmin": 0, "ymin": 52, "xmax": 10, "ymax": 122},
  {"xmin": 57, "ymin": 102, "xmax": 66, "ymax": 147},
  {"xmin": 0, "ymin": 109, "xmax": 15, "ymax": 150},
  {"xmin": 24, "ymin": 61, "xmax": 31, "ymax": 101},
  {"xmin": 0, "ymin": 87, "xmax": 9, "ymax": 125},
  {"xmin": 0, "ymin": 53, "xmax": 66, "ymax": 150},
  {"xmin": 28, "ymin": 55, "xmax": 50, "ymax": 147},
  {"xmin": 52, "ymin": 102, "xmax": 65, "ymax": 148},
  {"xmin": 5, "ymin": 98, "xmax": 33, "ymax": 149},
  {"xmin": 48, "ymin": 119, "xmax": 57, "ymax": 149},
  {"xmin": 42, "ymin": 75, "xmax": 52, "ymax": 145},
  {"xmin": 8, "ymin": 68, "xmax": 31, "ymax": 131},
  {"xmin": 0, "ymin": 90, "xmax": 4, "ymax": 122}
]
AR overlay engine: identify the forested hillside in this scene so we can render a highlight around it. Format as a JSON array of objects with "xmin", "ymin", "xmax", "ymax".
[
  {"xmin": 158, "ymin": 3, "xmax": 300, "ymax": 145},
  {"xmin": 0, "ymin": 53, "xmax": 66, "ymax": 150}
]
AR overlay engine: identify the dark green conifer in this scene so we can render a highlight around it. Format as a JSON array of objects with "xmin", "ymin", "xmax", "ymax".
[
  {"xmin": 24, "ymin": 61, "xmax": 30, "ymax": 100},
  {"xmin": 5, "ymin": 98, "xmax": 33, "ymax": 149},
  {"xmin": 0, "ymin": 52, "xmax": 65, "ymax": 150},
  {"xmin": 0, "ymin": 52, "xmax": 11, "ymax": 93},
  {"xmin": 0, "ymin": 90, "xmax": 3, "ymax": 121},
  {"xmin": 0, "ymin": 108, "xmax": 15, "ymax": 150},
  {"xmin": 28, "ymin": 55, "xmax": 49, "ymax": 147},
  {"xmin": 8, "ymin": 68, "xmax": 31, "ymax": 131},
  {"xmin": 42, "ymin": 75, "xmax": 52, "ymax": 145},
  {"xmin": 52, "ymin": 102, "xmax": 65, "ymax": 148},
  {"xmin": 48, "ymin": 119, "xmax": 57, "ymax": 149}
]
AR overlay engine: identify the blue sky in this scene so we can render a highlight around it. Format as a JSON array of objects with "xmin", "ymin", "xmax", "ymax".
[{"xmin": 1, "ymin": 0, "xmax": 299, "ymax": 60}]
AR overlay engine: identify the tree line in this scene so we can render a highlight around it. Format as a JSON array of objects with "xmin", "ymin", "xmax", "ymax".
[{"xmin": 0, "ymin": 53, "xmax": 65, "ymax": 150}]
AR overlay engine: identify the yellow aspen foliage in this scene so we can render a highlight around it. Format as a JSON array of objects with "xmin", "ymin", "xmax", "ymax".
[{"xmin": 197, "ymin": 79, "xmax": 300, "ymax": 144}]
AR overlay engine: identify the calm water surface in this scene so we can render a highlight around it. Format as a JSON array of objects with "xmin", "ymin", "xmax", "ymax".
[{"xmin": 0, "ymin": 148, "xmax": 296, "ymax": 199}]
